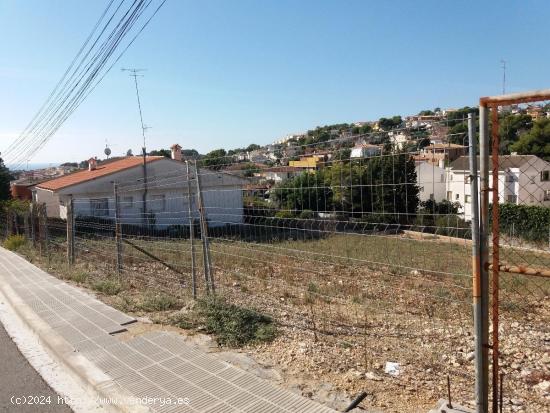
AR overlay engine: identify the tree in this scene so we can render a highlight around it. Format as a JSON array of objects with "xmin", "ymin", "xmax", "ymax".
[
  {"xmin": 271, "ymin": 152, "xmax": 419, "ymax": 223},
  {"xmin": 182, "ymin": 149, "xmax": 199, "ymax": 159},
  {"xmin": 378, "ymin": 116, "xmax": 402, "ymax": 131},
  {"xmin": 510, "ymin": 118, "xmax": 550, "ymax": 161},
  {"xmin": 498, "ymin": 113, "xmax": 532, "ymax": 154},
  {"xmin": 0, "ymin": 157, "xmax": 13, "ymax": 201},
  {"xmin": 448, "ymin": 122, "xmax": 468, "ymax": 145},
  {"xmin": 246, "ymin": 144, "xmax": 261, "ymax": 152},
  {"xmin": 202, "ymin": 148, "xmax": 227, "ymax": 169},
  {"xmin": 271, "ymin": 170, "xmax": 333, "ymax": 213},
  {"xmin": 418, "ymin": 110, "xmax": 434, "ymax": 116},
  {"xmin": 148, "ymin": 149, "xmax": 171, "ymax": 158},
  {"xmin": 126, "ymin": 149, "xmax": 134, "ymax": 156}
]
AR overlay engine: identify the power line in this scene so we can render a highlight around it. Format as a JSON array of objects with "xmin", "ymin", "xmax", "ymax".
[{"xmin": 4, "ymin": 0, "xmax": 167, "ymax": 169}]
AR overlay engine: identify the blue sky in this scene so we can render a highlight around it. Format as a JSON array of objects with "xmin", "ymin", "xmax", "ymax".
[{"xmin": 2, "ymin": 0, "xmax": 550, "ymax": 165}]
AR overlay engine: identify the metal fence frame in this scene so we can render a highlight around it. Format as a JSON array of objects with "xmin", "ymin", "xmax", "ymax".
[{"xmin": 477, "ymin": 88, "xmax": 550, "ymax": 413}]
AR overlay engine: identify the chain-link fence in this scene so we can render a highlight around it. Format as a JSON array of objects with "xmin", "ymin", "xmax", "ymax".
[{"xmin": 1, "ymin": 102, "xmax": 549, "ymax": 412}]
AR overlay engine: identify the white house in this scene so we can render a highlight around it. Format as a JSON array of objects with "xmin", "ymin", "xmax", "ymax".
[
  {"xmin": 33, "ymin": 150, "xmax": 249, "ymax": 228},
  {"xmin": 259, "ymin": 166, "xmax": 302, "ymax": 183},
  {"xmin": 415, "ymin": 162, "xmax": 447, "ymax": 202},
  {"xmin": 388, "ymin": 131, "xmax": 409, "ymax": 151},
  {"xmin": 350, "ymin": 144, "xmax": 382, "ymax": 159},
  {"xmin": 447, "ymin": 155, "xmax": 550, "ymax": 221}
]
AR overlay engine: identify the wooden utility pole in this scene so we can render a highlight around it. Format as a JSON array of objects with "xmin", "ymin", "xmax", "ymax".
[
  {"xmin": 114, "ymin": 183, "xmax": 123, "ymax": 276},
  {"xmin": 66, "ymin": 197, "xmax": 75, "ymax": 265},
  {"xmin": 194, "ymin": 161, "xmax": 215, "ymax": 294},
  {"xmin": 186, "ymin": 161, "xmax": 197, "ymax": 298}
]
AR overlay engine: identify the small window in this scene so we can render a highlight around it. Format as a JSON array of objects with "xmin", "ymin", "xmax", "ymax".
[
  {"xmin": 447, "ymin": 191, "xmax": 452, "ymax": 201},
  {"xmin": 505, "ymin": 175, "xmax": 515, "ymax": 182},
  {"xmin": 90, "ymin": 198, "xmax": 109, "ymax": 217},
  {"xmin": 506, "ymin": 195, "xmax": 517, "ymax": 204},
  {"xmin": 429, "ymin": 193, "xmax": 434, "ymax": 200},
  {"xmin": 150, "ymin": 194, "xmax": 166, "ymax": 212},
  {"xmin": 464, "ymin": 175, "xmax": 470, "ymax": 184},
  {"xmin": 122, "ymin": 196, "xmax": 133, "ymax": 209},
  {"xmin": 544, "ymin": 190, "xmax": 550, "ymax": 201},
  {"xmin": 541, "ymin": 171, "xmax": 550, "ymax": 182},
  {"xmin": 465, "ymin": 195, "xmax": 471, "ymax": 203},
  {"xmin": 456, "ymin": 193, "xmax": 460, "ymax": 201}
]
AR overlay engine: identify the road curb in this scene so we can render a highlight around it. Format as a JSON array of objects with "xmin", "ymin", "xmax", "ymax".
[{"xmin": 0, "ymin": 281, "xmax": 151, "ymax": 413}]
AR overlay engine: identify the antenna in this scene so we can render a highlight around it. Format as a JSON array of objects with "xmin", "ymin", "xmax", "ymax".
[
  {"xmin": 500, "ymin": 59, "xmax": 506, "ymax": 94},
  {"xmin": 104, "ymin": 139, "xmax": 112, "ymax": 158},
  {"xmin": 121, "ymin": 68, "xmax": 148, "ymax": 149}
]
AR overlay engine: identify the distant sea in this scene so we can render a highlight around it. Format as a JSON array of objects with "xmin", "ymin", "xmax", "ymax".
[{"xmin": 7, "ymin": 162, "xmax": 60, "ymax": 171}]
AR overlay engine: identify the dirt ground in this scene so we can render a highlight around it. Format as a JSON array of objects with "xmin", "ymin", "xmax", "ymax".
[{"xmin": 16, "ymin": 233, "xmax": 550, "ymax": 413}]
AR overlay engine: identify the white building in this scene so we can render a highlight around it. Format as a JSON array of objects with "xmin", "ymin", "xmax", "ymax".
[
  {"xmin": 388, "ymin": 131, "xmax": 409, "ymax": 150},
  {"xmin": 447, "ymin": 155, "xmax": 550, "ymax": 221},
  {"xmin": 350, "ymin": 144, "xmax": 382, "ymax": 159},
  {"xmin": 415, "ymin": 162, "xmax": 447, "ymax": 202},
  {"xmin": 33, "ymin": 149, "xmax": 248, "ymax": 228},
  {"xmin": 259, "ymin": 166, "xmax": 302, "ymax": 183}
]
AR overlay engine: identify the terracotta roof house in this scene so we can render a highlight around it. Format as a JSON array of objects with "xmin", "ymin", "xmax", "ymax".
[{"xmin": 33, "ymin": 149, "xmax": 249, "ymax": 228}]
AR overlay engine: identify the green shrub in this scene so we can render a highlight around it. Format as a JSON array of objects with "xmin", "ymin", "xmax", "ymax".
[
  {"xmin": 92, "ymin": 279, "xmax": 122, "ymax": 295},
  {"xmin": 299, "ymin": 209, "xmax": 314, "ymax": 219},
  {"xmin": 3, "ymin": 234, "xmax": 26, "ymax": 251},
  {"xmin": 274, "ymin": 210, "xmax": 295, "ymax": 219},
  {"xmin": 137, "ymin": 293, "xmax": 179, "ymax": 312},
  {"xmin": 492, "ymin": 203, "xmax": 550, "ymax": 242},
  {"xmin": 196, "ymin": 297, "xmax": 276, "ymax": 347},
  {"xmin": 67, "ymin": 271, "xmax": 87, "ymax": 284}
]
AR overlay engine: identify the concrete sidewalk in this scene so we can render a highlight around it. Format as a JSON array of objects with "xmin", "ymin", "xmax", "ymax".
[{"xmin": 0, "ymin": 247, "xmax": 336, "ymax": 413}]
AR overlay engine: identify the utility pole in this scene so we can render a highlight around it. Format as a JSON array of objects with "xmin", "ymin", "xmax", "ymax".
[{"xmin": 122, "ymin": 68, "xmax": 149, "ymax": 225}]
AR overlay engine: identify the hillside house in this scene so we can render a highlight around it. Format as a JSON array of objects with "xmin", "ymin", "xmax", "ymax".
[
  {"xmin": 350, "ymin": 144, "xmax": 382, "ymax": 159},
  {"xmin": 414, "ymin": 143, "xmax": 467, "ymax": 166},
  {"xmin": 258, "ymin": 166, "xmax": 302, "ymax": 183},
  {"xmin": 447, "ymin": 155, "xmax": 550, "ymax": 221},
  {"xmin": 33, "ymin": 152, "xmax": 248, "ymax": 228}
]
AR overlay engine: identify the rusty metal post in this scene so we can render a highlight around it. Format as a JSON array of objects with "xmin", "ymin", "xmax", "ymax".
[
  {"xmin": 478, "ymin": 104, "xmax": 490, "ymax": 413},
  {"xmin": 469, "ymin": 113, "xmax": 486, "ymax": 413},
  {"xmin": 114, "ymin": 183, "xmax": 123, "ymax": 276},
  {"xmin": 490, "ymin": 106, "xmax": 500, "ymax": 413}
]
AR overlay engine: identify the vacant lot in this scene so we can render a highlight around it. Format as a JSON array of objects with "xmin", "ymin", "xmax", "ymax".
[{"xmin": 18, "ymin": 228, "xmax": 550, "ymax": 412}]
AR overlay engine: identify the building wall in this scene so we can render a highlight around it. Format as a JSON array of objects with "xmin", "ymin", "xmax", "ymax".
[
  {"xmin": 35, "ymin": 159, "xmax": 246, "ymax": 228},
  {"xmin": 415, "ymin": 163, "xmax": 446, "ymax": 202},
  {"xmin": 518, "ymin": 157, "xmax": 550, "ymax": 206},
  {"xmin": 33, "ymin": 188, "xmax": 61, "ymax": 217}
]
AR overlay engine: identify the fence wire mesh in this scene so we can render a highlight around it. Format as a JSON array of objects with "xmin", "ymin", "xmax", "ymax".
[{"xmin": 1, "ymin": 109, "xmax": 548, "ymax": 412}]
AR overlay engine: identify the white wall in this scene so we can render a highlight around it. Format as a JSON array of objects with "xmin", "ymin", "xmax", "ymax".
[
  {"xmin": 415, "ymin": 162, "xmax": 446, "ymax": 202},
  {"xmin": 36, "ymin": 158, "xmax": 247, "ymax": 228}
]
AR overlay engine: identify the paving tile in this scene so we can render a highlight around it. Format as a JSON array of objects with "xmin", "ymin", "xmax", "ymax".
[
  {"xmin": 0, "ymin": 248, "xmax": 337, "ymax": 413},
  {"xmin": 138, "ymin": 364, "xmax": 179, "ymax": 386}
]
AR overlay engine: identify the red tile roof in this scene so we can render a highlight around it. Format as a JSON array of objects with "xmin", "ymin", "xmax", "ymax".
[{"xmin": 36, "ymin": 156, "xmax": 164, "ymax": 191}]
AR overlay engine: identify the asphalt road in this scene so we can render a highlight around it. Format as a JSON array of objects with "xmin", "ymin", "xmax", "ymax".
[{"xmin": 0, "ymin": 322, "xmax": 73, "ymax": 413}]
